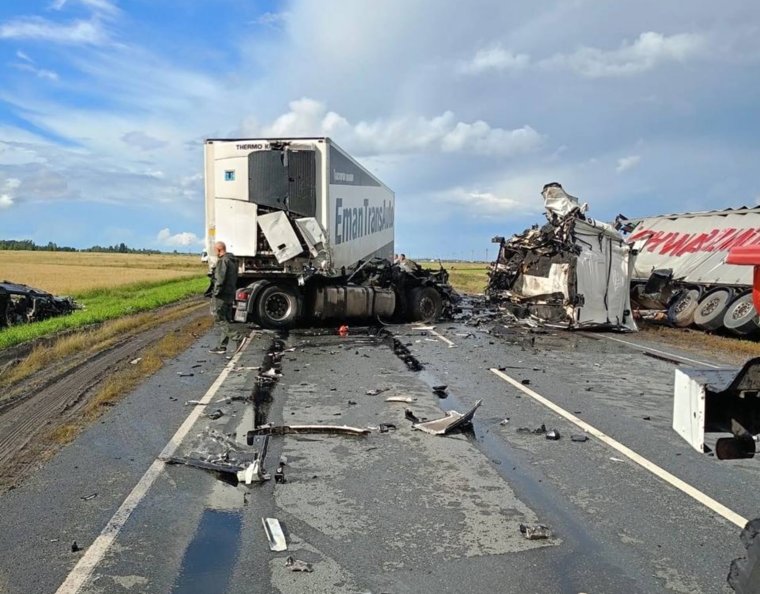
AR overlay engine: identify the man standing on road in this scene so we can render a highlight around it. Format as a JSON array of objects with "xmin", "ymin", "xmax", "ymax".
[{"xmin": 209, "ymin": 241, "xmax": 242, "ymax": 354}]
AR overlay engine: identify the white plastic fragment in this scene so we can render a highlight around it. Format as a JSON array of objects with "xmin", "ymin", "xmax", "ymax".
[{"xmin": 262, "ymin": 517, "xmax": 287, "ymax": 551}]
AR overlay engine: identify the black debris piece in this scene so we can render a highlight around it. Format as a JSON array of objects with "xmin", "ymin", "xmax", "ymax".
[
  {"xmin": 80, "ymin": 493, "xmax": 98, "ymax": 501},
  {"xmin": 570, "ymin": 434, "xmax": 589, "ymax": 443},
  {"xmin": 728, "ymin": 518, "xmax": 760, "ymax": 593},
  {"xmin": 521, "ymin": 379, "xmax": 531, "ymax": 386},
  {"xmin": 177, "ymin": 372, "xmax": 194, "ymax": 377},
  {"xmin": 347, "ymin": 400, "xmax": 357, "ymax": 405},
  {"xmin": 379, "ymin": 423, "xmax": 397, "ymax": 433},
  {"xmin": 207, "ymin": 409, "xmax": 224, "ymax": 420},
  {"xmin": 545, "ymin": 430, "xmax": 561, "ymax": 440},
  {"xmin": 432, "ymin": 385, "xmax": 448, "ymax": 392},
  {"xmin": 405, "ymin": 409, "xmax": 421, "ymax": 423},
  {"xmin": 71, "ymin": 541, "xmax": 83, "ymax": 553},
  {"xmin": 519, "ymin": 524, "xmax": 551, "ymax": 540},
  {"xmin": 517, "ymin": 424, "xmax": 547, "ymax": 435},
  {"xmin": 275, "ymin": 464, "xmax": 286, "ymax": 484},
  {"xmin": 285, "ymin": 556, "xmax": 314, "ymax": 573},
  {"xmin": 642, "ymin": 416, "xmax": 652, "ymax": 421}
]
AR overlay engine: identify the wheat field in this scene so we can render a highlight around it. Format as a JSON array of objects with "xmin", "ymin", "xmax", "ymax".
[{"xmin": 0, "ymin": 251, "xmax": 204, "ymax": 295}]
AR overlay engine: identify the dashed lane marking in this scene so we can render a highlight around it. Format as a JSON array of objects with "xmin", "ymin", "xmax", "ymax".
[{"xmin": 490, "ymin": 368, "xmax": 748, "ymax": 529}]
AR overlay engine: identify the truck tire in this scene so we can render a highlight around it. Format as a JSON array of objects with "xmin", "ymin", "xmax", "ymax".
[
  {"xmin": 409, "ymin": 286, "xmax": 442, "ymax": 322},
  {"xmin": 256, "ymin": 284, "xmax": 300, "ymax": 329},
  {"xmin": 666, "ymin": 288, "xmax": 700, "ymax": 328},
  {"xmin": 693, "ymin": 288, "xmax": 733, "ymax": 331},
  {"xmin": 722, "ymin": 292, "xmax": 758, "ymax": 336}
]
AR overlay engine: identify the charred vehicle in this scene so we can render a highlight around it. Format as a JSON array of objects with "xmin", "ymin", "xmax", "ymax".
[
  {"xmin": 486, "ymin": 183, "xmax": 637, "ymax": 331},
  {"xmin": 0, "ymin": 281, "xmax": 77, "ymax": 327},
  {"xmin": 204, "ymin": 137, "xmax": 458, "ymax": 329},
  {"xmin": 627, "ymin": 206, "xmax": 760, "ymax": 335}
]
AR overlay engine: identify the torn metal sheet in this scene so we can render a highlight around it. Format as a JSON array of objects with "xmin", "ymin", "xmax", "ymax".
[
  {"xmin": 413, "ymin": 400, "xmax": 482, "ymax": 435},
  {"xmin": 247, "ymin": 424, "xmax": 371, "ymax": 442},
  {"xmin": 294, "ymin": 217, "xmax": 328, "ymax": 258},
  {"xmin": 486, "ymin": 182, "xmax": 636, "ymax": 332},
  {"xmin": 262, "ymin": 517, "xmax": 287, "ymax": 552},
  {"xmin": 520, "ymin": 523, "xmax": 551, "ymax": 540},
  {"xmin": 0, "ymin": 281, "xmax": 78, "ymax": 327},
  {"xmin": 257, "ymin": 211, "xmax": 304, "ymax": 264},
  {"xmin": 385, "ymin": 396, "xmax": 414, "ymax": 403}
]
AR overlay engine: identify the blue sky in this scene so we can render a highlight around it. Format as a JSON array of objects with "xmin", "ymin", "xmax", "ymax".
[{"xmin": 0, "ymin": 0, "xmax": 758, "ymax": 258}]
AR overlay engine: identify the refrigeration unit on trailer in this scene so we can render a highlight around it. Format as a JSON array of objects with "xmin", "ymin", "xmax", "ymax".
[
  {"xmin": 204, "ymin": 137, "xmax": 457, "ymax": 329},
  {"xmin": 627, "ymin": 207, "xmax": 760, "ymax": 334}
]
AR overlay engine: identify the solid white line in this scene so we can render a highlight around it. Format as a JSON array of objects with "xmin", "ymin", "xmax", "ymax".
[
  {"xmin": 593, "ymin": 333, "xmax": 721, "ymax": 369},
  {"xmin": 490, "ymin": 368, "xmax": 748, "ymax": 529},
  {"xmin": 412, "ymin": 325, "xmax": 456, "ymax": 348},
  {"xmin": 55, "ymin": 336, "xmax": 253, "ymax": 594}
]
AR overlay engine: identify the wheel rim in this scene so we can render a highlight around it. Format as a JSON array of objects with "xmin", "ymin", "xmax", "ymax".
[
  {"xmin": 700, "ymin": 295, "xmax": 721, "ymax": 316},
  {"xmin": 419, "ymin": 295, "xmax": 436, "ymax": 319},
  {"xmin": 675, "ymin": 293, "xmax": 695, "ymax": 314},
  {"xmin": 264, "ymin": 293, "xmax": 293, "ymax": 322},
  {"xmin": 731, "ymin": 299, "xmax": 753, "ymax": 321}
]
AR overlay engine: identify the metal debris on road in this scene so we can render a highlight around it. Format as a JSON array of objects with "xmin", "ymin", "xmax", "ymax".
[
  {"xmin": 545, "ymin": 430, "xmax": 561, "ymax": 440},
  {"xmin": 500, "ymin": 418, "xmax": 510, "ymax": 426},
  {"xmin": 285, "ymin": 556, "xmax": 313, "ymax": 573},
  {"xmin": 386, "ymin": 396, "xmax": 414, "ymax": 403},
  {"xmin": 80, "ymin": 493, "xmax": 98, "ymax": 501},
  {"xmin": 571, "ymin": 434, "xmax": 589, "ymax": 443},
  {"xmin": 379, "ymin": 423, "xmax": 397, "ymax": 433},
  {"xmin": 275, "ymin": 464, "xmax": 286, "ymax": 484},
  {"xmin": 262, "ymin": 517, "xmax": 287, "ymax": 552},
  {"xmin": 247, "ymin": 424, "xmax": 371, "ymax": 441},
  {"xmin": 177, "ymin": 372, "xmax": 194, "ymax": 377},
  {"xmin": 517, "ymin": 424, "xmax": 547, "ymax": 435},
  {"xmin": 184, "ymin": 400, "xmax": 204, "ymax": 406},
  {"xmin": 519, "ymin": 523, "xmax": 551, "ymax": 540},
  {"xmin": 412, "ymin": 400, "xmax": 482, "ymax": 435},
  {"xmin": 206, "ymin": 409, "xmax": 224, "ymax": 420},
  {"xmin": 365, "ymin": 388, "xmax": 388, "ymax": 396},
  {"xmin": 70, "ymin": 541, "xmax": 83, "ymax": 553},
  {"xmin": 405, "ymin": 409, "xmax": 421, "ymax": 423}
]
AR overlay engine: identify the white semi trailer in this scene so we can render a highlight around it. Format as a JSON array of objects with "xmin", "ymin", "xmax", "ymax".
[{"xmin": 204, "ymin": 137, "xmax": 455, "ymax": 328}]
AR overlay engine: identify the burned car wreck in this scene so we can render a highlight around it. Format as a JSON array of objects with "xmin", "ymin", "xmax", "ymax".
[
  {"xmin": 0, "ymin": 281, "xmax": 78, "ymax": 328},
  {"xmin": 486, "ymin": 183, "xmax": 637, "ymax": 331}
]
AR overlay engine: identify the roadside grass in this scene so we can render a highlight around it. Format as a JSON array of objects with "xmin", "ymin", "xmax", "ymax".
[
  {"xmin": 0, "ymin": 276, "xmax": 208, "ymax": 350},
  {"xmin": 437, "ymin": 261, "xmax": 489, "ymax": 294},
  {"xmin": 0, "ymin": 300, "xmax": 205, "ymax": 390},
  {"xmin": 638, "ymin": 322, "xmax": 760, "ymax": 365},
  {"xmin": 49, "ymin": 314, "xmax": 213, "ymax": 445}
]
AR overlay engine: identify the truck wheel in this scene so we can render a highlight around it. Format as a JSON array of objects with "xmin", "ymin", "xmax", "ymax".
[
  {"xmin": 666, "ymin": 289, "xmax": 700, "ymax": 327},
  {"xmin": 409, "ymin": 287, "xmax": 442, "ymax": 322},
  {"xmin": 256, "ymin": 284, "xmax": 300, "ymax": 329},
  {"xmin": 722, "ymin": 292, "xmax": 758, "ymax": 336},
  {"xmin": 693, "ymin": 288, "xmax": 733, "ymax": 331}
]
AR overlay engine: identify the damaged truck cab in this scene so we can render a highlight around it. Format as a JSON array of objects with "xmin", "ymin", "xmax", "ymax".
[{"xmin": 204, "ymin": 137, "xmax": 457, "ymax": 329}]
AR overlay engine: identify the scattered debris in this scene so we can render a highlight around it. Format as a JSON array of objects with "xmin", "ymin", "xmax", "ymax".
[
  {"xmin": 184, "ymin": 400, "xmax": 204, "ymax": 406},
  {"xmin": 379, "ymin": 423, "xmax": 397, "ymax": 433},
  {"xmin": 129, "ymin": 358, "xmax": 142, "ymax": 365},
  {"xmin": 570, "ymin": 434, "xmax": 589, "ymax": 443},
  {"xmin": 391, "ymin": 338, "xmax": 424, "ymax": 371},
  {"xmin": 262, "ymin": 517, "xmax": 287, "ymax": 552},
  {"xmin": 71, "ymin": 541, "xmax": 83, "ymax": 553},
  {"xmin": 275, "ymin": 464, "xmax": 286, "ymax": 484},
  {"xmin": 285, "ymin": 556, "xmax": 313, "ymax": 573},
  {"xmin": 499, "ymin": 418, "xmax": 510, "ymax": 426},
  {"xmin": 338, "ymin": 324, "xmax": 349, "ymax": 337},
  {"xmin": 347, "ymin": 400, "xmax": 357, "ymax": 405},
  {"xmin": 80, "ymin": 493, "xmax": 98, "ymax": 501},
  {"xmin": 366, "ymin": 388, "xmax": 388, "ymax": 396},
  {"xmin": 545, "ymin": 430, "xmax": 561, "ymax": 440},
  {"xmin": 413, "ymin": 400, "xmax": 482, "ymax": 435},
  {"xmin": 177, "ymin": 372, "xmax": 194, "ymax": 377},
  {"xmin": 260, "ymin": 368, "xmax": 283, "ymax": 379},
  {"xmin": 517, "ymin": 424, "xmax": 547, "ymax": 435},
  {"xmin": 609, "ymin": 457, "xmax": 624, "ymax": 463},
  {"xmin": 521, "ymin": 379, "xmax": 531, "ymax": 386},
  {"xmin": 432, "ymin": 384, "xmax": 448, "ymax": 392},
  {"xmin": 386, "ymin": 396, "xmax": 414, "ymax": 403},
  {"xmin": 519, "ymin": 523, "xmax": 551, "ymax": 540},
  {"xmin": 207, "ymin": 409, "xmax": 224, "ymax": 420}
]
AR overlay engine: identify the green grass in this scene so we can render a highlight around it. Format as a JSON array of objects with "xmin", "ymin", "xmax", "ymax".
[
  {"xmin": 0, "ymin": 276, "xmax": 207, "ymax": 350},
  {"xmin": 437, "ymin": 261, "xmax": 489, "ymax": 294}
]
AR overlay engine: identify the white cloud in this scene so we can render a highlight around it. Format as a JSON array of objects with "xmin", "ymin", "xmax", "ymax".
[
  {"xmin": 12, "ymin": 62, "xmax": 59, "ymax": 81},
  {"xmin": 51, "ymin": 0, "xmax": 119, "ymax": 17},
  {"xmin": 458, "ymin": 45, "xmax": 530, "ymax": 74},
  {"xmin": 16, "ymin": 50, "xmax": 32, "ymax": 62},
  {"xmin": 122, "ymin": 130, "xmax": 168, "ymax": 151},
  {"xmin": 254, "ymin": 98, "xmax": 543, "ymax": 157},
  {"xmin": 156, "ymin": 228, "xmax": 203, "ymax": 247},
  {"xmin": 0, "ymin": 194, "xmax": 14, "ymax": 208},
  {"xmin": 616, "ymin": 155, "xmax": 641, "ymax": 173},
  {"xmin": 253, "ymin": 11, "xmax": 290, "ymax": 27},
  {"xmin": 546, "ymin": 32, "xmax": 707, "ymax": 78},
  {"xmin": 0, "ymin": 17, "xmax": 107, "ymax": 45}
]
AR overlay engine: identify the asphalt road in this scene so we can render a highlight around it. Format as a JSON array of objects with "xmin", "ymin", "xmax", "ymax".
[{"xmin": 0, "ymin": 320, "xmax": 758, "ymax": 593}]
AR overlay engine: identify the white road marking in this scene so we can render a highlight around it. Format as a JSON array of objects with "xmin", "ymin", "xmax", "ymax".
[
  {"xmin": 592, "ymin": 333, "xmax": 721, "ymax": 369},
  {"xmin": 55, "ymin": 336, "xmax": 254, "ymax": 594},
  {"xmin": 490, "ymin": 368, "xmax": 748, "ymax": 529},
  {"xmin": 412, "ymin": 325, "xmax": 456, "ymax": 348}
]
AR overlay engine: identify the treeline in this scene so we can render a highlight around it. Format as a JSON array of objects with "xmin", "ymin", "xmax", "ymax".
[{"xmin": 0, "ymin": 239, "xmax": 163, "ymax": 254}]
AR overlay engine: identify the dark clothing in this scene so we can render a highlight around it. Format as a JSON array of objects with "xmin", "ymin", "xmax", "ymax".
[
  {"xmin": 213, "ymin": 252, "xmax": 238, "ymax": 302},
  {"xmin": 212, "ymin": 252, "xmax": 240, "ymax": 350}
]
